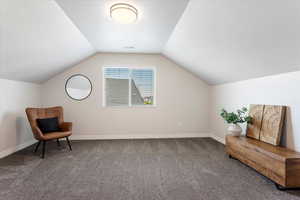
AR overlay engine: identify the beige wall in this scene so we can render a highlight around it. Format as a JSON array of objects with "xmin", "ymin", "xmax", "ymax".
[
  {"xmin": 4, "ymin": 52, "xmax": 300, "ymax": 157},
  {"xmin": 42, "ymin": 53, "xmax": 210, "ymax": 139},
  {"xmin": 0, "ymin": 79, "xmax": 41, "ymax": 158},
  {"xmin": 210, "ymin": 70, "xmax": 300, "ymax": 151}
]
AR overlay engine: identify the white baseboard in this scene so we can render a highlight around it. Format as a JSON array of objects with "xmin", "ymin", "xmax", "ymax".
[
  {"xmin": 210, "ymin": 134, "xmax": 225, "ymax": 144},
  {"xmin": 0, "ymin": 140, "xmax": 36, "ymax": 159},
  {"xmin": 70, "ymin": 132, "xmax": 211, "ymax": 140}
]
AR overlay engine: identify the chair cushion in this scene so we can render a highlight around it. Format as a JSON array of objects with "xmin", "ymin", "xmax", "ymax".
[
  {"xmin": 42, "ymin": 131, "xmax": 72, "ymax": 140},
  {"xmin": 37, "ymin": 117, "xmax": 60, "ymax": 133}
]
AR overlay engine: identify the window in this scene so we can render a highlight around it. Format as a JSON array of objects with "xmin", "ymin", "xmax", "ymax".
[{"xmin": 103, "ymin": 67, "xmax": 155, "ymax": 107}]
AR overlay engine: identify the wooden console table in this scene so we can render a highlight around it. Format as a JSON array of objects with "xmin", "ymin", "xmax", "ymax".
[{"xmin": 226, "ymin": 135, "xmax": 300, "ymax": 190}]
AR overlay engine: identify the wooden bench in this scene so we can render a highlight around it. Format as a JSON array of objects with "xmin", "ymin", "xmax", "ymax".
[{"xmin": 226, "ymin": 135, "xmax": 300, "ymax": 190}]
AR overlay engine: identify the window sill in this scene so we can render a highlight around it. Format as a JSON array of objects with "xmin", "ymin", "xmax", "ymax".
[{"xmin": 102, "ymin": 105, "xmax": 157, "ymax": 109}]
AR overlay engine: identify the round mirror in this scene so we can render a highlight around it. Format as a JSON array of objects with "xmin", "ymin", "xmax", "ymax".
[{"xmin": 65, "ymin": 74, "xmax": 92, "ymax": 101}]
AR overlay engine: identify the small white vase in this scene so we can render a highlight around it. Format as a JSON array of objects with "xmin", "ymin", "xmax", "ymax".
[{"xmin": 228, "ymin": 124, "xmax": 242, "ymax": 136}]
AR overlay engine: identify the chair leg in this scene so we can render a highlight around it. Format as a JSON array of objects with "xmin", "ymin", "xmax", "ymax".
[
  {"xmin": 66, "ymin": 137, "xmax": 72, "ymax": 151},
  {"xmin": 42, "ymin": 141, "xmax": 46, "ymax": 159},
  {"xmin": 34, "ymin": 141, "xmax": 41, "ymax": 153},
  {"xmin": 57, "ymin": 139, "xmax": 61, "ymax": 147}
]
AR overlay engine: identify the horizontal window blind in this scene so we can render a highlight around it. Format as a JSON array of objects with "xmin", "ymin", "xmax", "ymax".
[
  {"xmin": 131, "ymin": 69, "xmax": 154, "ymax": 105},
  {"xmin": 104, "ymin": 68, "xmax": 129, "ymax": 106},
  {"xmin": 103, "ymin": 67, "xmax": 155, "ymax": 107}
]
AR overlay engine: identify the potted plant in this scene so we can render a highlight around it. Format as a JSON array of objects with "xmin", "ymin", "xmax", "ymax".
[{"xmin": 220, "ymin": 107, "xmax": 252, "ymax": 136}]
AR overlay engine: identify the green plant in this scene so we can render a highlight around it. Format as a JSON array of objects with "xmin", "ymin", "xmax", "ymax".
[{"xmin": 220, "ymin": 107, "xmax": 252, "ymax": 124}]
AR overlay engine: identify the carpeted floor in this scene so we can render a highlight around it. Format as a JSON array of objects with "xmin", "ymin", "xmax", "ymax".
[{"xmin": 0, "ymin": 138, "xmax": 300, "ymax": 200}]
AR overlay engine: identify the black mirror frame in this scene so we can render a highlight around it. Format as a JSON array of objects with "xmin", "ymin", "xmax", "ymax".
[{"xmin": 65, "ymin": 74, "xmax": 93, "ymax": 101}]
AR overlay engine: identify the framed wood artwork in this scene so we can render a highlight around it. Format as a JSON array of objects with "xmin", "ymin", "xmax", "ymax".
[
  {"xmin": 259, "ymin": 105, "xmax": 286, "ymax": 146},
  {"xmin": 246, "ymin": 104, "xmax": 264, "ymax": 140},
  {"xmin": 246, "ymin": 104, "xmax": 286, "ymax": 146}
]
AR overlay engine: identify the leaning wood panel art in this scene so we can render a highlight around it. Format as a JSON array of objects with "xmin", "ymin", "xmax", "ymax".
[
  {"xmin": 246, "ymin": 104, "xmax": 265, "ymax": 140},
  {"xmin": 259, "ymin": 105, "xmax": 286, "ymax": 146}
]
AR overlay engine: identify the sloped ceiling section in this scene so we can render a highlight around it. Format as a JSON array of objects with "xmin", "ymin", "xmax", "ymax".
[
  {"xmin": 163, "ymin": 0, "xmax": 300, "ymax": 85},
  {"xmin": 55, "ymin": 0, "xmax": 189, "ymax": 53},
  {"xmin": 0, "ymin": 0, "xmax": 95, "ymax": 83},
  {"xmin": 3, "ymin": 0, "xmax": 300, "ymax": 85}
]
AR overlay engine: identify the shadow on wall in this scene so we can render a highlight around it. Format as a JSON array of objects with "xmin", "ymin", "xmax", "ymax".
[
  {"xmin": 0, "ymin": 113, "xmax": 32, "ymax": 151},
  {"xmin": 281, "ymin": 107, "xmax": 295, "ymax": 150},
  {"xmin": 16, "ymin": 116, "xmax": 33, "ymax": 144}
]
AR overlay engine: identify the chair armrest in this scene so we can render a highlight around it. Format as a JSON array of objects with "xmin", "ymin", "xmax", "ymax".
[
  {"xmin": 60, "ymin": 122, "xmax": 73, "ymax": 132},
  {"xmin": 33, "ymin": 127, "xmax": 44, "ymax": 140}
]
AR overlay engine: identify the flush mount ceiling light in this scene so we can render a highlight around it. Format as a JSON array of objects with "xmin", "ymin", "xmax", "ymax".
[{"xmin": 110, "ymin": 3, "xmax": 138, "ymax": 24}]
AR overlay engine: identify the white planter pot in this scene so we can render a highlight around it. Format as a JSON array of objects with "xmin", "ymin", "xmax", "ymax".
[{"xmin": 228, "ymin": 124, "xmax": 242, "ymax": 136}]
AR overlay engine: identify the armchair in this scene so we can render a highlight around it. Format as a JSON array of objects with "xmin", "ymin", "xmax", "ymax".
[{"xmin": 25, "ymin": 106, "xmax": 72, "ymax": 158}]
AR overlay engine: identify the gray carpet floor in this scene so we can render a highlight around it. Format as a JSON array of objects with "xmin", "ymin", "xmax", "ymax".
[{"xmin": 1, "ymin": 138, "xmax": 300, "ymax": 200}]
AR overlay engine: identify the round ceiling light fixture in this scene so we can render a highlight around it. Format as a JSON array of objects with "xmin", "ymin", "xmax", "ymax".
[{"xmin": 110, "ymin": 3, "xmax": 138, "ymax": 24}]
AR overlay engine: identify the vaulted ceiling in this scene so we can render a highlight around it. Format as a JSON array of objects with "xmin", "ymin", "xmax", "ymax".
[
  {"xmin": 0, "ymin": 0, "xmax": 95, "ymax": 83},
  {"xmin": 56, "ymin": 0, "xmax": 189, "ymax": 53},
  {"xmin": 2, "ymin": 0, "xmax": 300, "ymax": 84},
  {"xmin": 164, "ymin": 0, "xmax": 300, "ymax": 84}
]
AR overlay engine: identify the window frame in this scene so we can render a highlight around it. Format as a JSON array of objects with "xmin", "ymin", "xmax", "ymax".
[{"xmin": 102, "ymin": 66, "xmax": 157, "ymax": 108}]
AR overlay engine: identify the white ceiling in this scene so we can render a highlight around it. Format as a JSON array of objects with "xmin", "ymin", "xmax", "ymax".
[
  {"xmin": 164, "ymin": 0, "xmax": 300, "ymax": 85},
  {"xmin": 0, "ymin": 0, "xmax": 95, "ymax": 83},
  {"xmin": 55, "ymin": 0, "xmax": 189, "ymax": 53},
  {"xmin": 2, "ymin": 0, "xmax": 300, "ymax": 85}
]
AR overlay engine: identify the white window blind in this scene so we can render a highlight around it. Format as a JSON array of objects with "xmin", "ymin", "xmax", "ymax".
[{"xmin": 103, "ymin": 67, "xmax": 155, "ymax": 107}]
